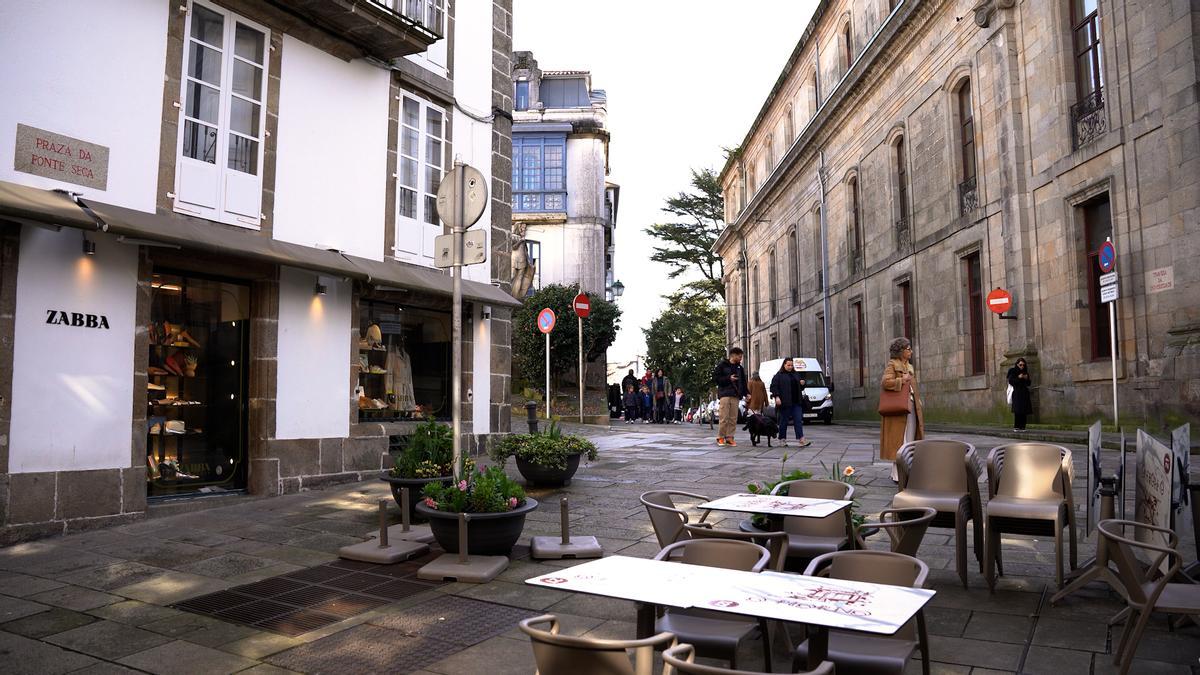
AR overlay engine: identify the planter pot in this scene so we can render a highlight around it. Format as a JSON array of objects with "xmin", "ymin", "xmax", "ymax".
[
  {"xmin": 515, "ymin": 453, "xmax": 583, "ymax": 487},
  {"xmin": 415, "ymin": 497, "xmax": 539, "ymax": 556},
  {"xmin": 381, "ymin": 475, "xmax": 452, "ymax": 523}
]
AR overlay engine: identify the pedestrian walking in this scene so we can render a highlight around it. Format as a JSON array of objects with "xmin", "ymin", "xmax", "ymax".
[
  {"xmin": 650, "ymin": 368, "xmax": 672, "ymax": 424},
  {"xmin": 622, "ymin": 384, "xmax": 639, "ymax": 424},
  {"xmin": 671, "ymin": 387, "xmax": 686, "ymax": 423},
  {"xmin": 712, "ymin": 347, "xmax": 748, "ymax": 446},
  {"xmin": 747, "ymin": 373, "xmax": 768, "ymax": 414},
  {"xmin": 639, "ymin": 384, "xmax": 653, "ymax": 423},
  {"xmin": 879, "ymin": 337, "xmax": 923, "ymax": 482},
  {"xmin": 1007, "ymin": 357, "xmax": 1032, "ymax": 431},
  {"xmin": 770, "ymin": 359, "xmax": 811, "ymax": 447}
]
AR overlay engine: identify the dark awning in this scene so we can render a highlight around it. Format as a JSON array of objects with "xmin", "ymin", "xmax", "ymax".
[{"xmin": 0, "ymin": 181, "xmax": 519, "ymax": 308}]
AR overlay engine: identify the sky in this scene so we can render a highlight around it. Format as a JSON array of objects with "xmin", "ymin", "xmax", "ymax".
[{"xmin": 512, "ymin": 0, "xmax": 819, "ymax": 369}]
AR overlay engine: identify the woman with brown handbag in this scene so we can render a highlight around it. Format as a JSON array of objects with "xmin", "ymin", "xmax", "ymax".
[{"xmin": 879, "ymin": 336, "xmax": 923, "ymax": 482}]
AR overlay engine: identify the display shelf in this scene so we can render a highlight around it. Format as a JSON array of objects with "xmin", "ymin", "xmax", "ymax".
[
  {"xmin": 148, "ymin": 430, "xmax": 205, "ymax": 436},
  {"xmin": 151, "ymin": 343, "xmax": 201, "ymax": 349},
  {"xmin": 148, "ymin": 403, "xmax": 207, "ymax": 409}
]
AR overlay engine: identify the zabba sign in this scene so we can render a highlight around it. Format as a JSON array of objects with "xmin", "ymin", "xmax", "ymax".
[{"xmin": 14, "ymin": 123, "xmax": 110, "ymax": 190}]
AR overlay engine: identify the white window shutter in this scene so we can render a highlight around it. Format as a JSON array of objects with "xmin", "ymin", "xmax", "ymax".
[
  {"xmin": 223, "ymin": 171, "xmax": 262, "ymax": 225},
  {"xmin": 176, "ymin": 160, "xmax": 221, "ymax": 212}
]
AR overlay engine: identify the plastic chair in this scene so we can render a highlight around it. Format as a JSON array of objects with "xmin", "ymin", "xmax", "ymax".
[
  {"xmin": 854, "ymin": 507, "xmax": 937, "ymax": 555},
  {"xmin": 683, "ymin": 523, "xmax": 790, "ymax": 572},
  {"xmin": 983, "ymin": 443, "xmax": 1078, "ymax": 590},
  {"xmin": 1098, "ymin": 519, "xmax": 1200, "ymax": 675},
  {"xmin": 519, "ymin": 614, "xmax": 677, "ymax": 675},
  {"xmin": 640, "ymin": 490, "xmax": 713, "ymax": 550},
  {"xmin": 662, "ymin": 643, "xmax": 835, "ymax": 675},
  {"xmin": 769, "ymin": 479, "xmax": 855, "ymax": 567},
  {"xmin": 653, "ymin": 539, "xmax": 773, "ymax": 671},
  {"xmin": 891, "ymin": 439, "xmax": 983, "ymax": 587},
  {"xmin": 794, "ymin": 550, "xmax": 930, "ymax": 675}
]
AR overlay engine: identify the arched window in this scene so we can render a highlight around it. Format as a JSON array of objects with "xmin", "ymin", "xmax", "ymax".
[
  {"xmin": 752, "ymin": 262, "xmax": 761, "ymax": 326},
  {"xmin": 893, "ymin": 134, "xmax": 910, "ymax": 245},
  {"xmin": 847, "ymin": 175, "xmax": 863, "ymax": 273},
  {"xmin": 768, "ymin": 246, "xmax": 778, "ymax": 318},
  {"xmin": 765, "ymin": 133, "xmax": 774, "ymax": 169},
  {"xmin": 785, "ymin": 104, "xmax": 795, "ymax": 141},
  {"xmin": 954, "ymin": 79, "xmax": 978, "ymax": 214},
  {"xmin": 788, "ymin": 227, "xmax": 799, "ymax": 305},
  {"xmin": 842, "ymin": 19, "xmax": 853, "ymax": 72},
  {"xmin": 811, "ymin": 67, "xmax": 820, "ymax": 112}
]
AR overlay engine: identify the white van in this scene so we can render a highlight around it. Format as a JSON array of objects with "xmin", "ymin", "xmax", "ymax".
[{"xmin": 757, "ymin": 357, "xmax": 834, "ymax": 424}]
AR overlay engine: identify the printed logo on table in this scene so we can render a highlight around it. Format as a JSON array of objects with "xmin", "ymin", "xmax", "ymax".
[
  {"xmin": 708, "ymin": 600, "xmax": 740, "ymax": 608},
  {"xmin": 539, "ymin": 577, "xmax": 568, "ymax": 585}
]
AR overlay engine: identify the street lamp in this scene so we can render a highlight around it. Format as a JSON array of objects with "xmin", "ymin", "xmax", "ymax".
[{"xmin": 612, "ymin": 280, "xmax": 625, "ymax": 298}]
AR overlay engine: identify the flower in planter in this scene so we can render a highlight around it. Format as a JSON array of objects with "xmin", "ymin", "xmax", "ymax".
[
  {"xmin": 822, "ymin": 460, "xmax": 866, "ymax": 530},
  {"xmin": 421, "ymin": 466, "xmax": 527, "ymax": 513},
  {"xmin": 843, "ymin": 465, "xmax": 856, "ymax": 478},
  {"xmin": 388, "ymin": 420, "xmax": 475, "ymax": 478}
]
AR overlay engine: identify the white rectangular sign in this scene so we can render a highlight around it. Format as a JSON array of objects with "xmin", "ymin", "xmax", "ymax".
[
  {"xmin": 433, "ymin": 230, "xmax": 487, "ymax": 269},
  {"xmin": 1146, "ymin": 267, "xmax": 1174, "ymax": 294},
  {"xmin": 1135, "ymin": 430, "xmax": 1174, "ymax": 570},
  {"xmin": 700, "ymin": 493, "xmax": 852, "ymax": 519},
  {"xmin": 1098, "ymin": 272, "xmax": 1117, "ymax": 286},
  {"xmin": 1100, "ymin": 283, "xmax": 1119, "ymax": 304}
]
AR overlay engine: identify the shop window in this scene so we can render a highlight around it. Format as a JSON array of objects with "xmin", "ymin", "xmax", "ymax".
[
  {"xmin": 396, "ymin": 93, "xmax": 446, "ymax": 263},
  {"xmin": 147, "ymin": 273, "xmax": 249, "ymax": 498},
  {"xmin": 356, "ymin": 301, "xmax": 451, "ymax": 421},
  {"xmin": 174, "ymin": 1, "xmax": 269, "ymax": 228},
  {"xmin": 512, "ymin": 134, "xmax": 567, "ymax": 212}
]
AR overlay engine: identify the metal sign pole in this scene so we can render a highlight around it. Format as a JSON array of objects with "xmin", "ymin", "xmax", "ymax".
[
  {"xmin": 1109, "ymin": 299, "xmax": 1118, "ymax": 429},
  {"xmin": 578, "ymin": 315, "xmax": 584, "ymax": 424},
  {"xmin": 545, "ymin": 331, "xmax": 551, "ymax": 419},
  {"xmin": 451, "ymin": 161, "xmax": 465, "ymax": 481}
]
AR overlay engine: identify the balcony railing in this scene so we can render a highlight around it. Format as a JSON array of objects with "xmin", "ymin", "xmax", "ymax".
[
  {"xmin": 1071, "ymin": 87, "xmax": 1106, "ymax": 150},
  {"xmin": 370, "ymin": 0, "xmax": 445, "ymax": 37},
  {"xmin": 895, "ymin": 217, "xmax": 910, "ymax": 249},
  {"xmin": 958, "ymin": 176, "xmax": 978, "ymax": 216}
]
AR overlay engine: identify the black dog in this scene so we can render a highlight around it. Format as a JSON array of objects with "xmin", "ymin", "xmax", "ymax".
[{"xmin": 743, "ymin": 411, "xmax": 779, "ymax": 447}]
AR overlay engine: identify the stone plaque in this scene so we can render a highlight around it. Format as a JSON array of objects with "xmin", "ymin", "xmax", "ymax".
[
  {"xmin": 14, "ymin": 123, "xmax": 109, "ymax": 190},
  {"xmin": 1146, "ymin": 266, "xmax": 1173, "ymax": 294}
]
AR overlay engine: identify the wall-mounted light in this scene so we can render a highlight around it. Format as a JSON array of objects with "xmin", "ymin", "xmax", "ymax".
[
  {"xmin": 82, "ymin": 235, "xmax": 96, "ymax": 256},
  {"xmin": 314, "ymin": 282, "xmax": 328, "ymax": 296}
]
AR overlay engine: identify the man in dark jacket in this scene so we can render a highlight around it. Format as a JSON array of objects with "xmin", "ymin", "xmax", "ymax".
[
  {"xmin": 621, "ymin": 369, "xmax": 639, "ymax": 396},
  {"xmin": 712, "ymin": 347, "xmax": 748, "ymax": 446}
]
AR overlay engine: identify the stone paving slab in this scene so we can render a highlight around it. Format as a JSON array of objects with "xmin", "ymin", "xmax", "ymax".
[
  {"xmin": 0, "ymin": 629, "xmax": 100, "ymax": 674},
  {"xmin": 43, "ymin": 618, "xmax": 173, "ymax": 660},
  {"xmin": 118, "ymin": 639, "xmax": 259, "ymax": 674}
]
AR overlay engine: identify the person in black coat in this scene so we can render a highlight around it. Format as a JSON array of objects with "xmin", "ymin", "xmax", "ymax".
[
  {"xmin": 769, "ymin": 359, "xmax": 811, "ymax": 447},
  {"xmin": 712, "ymin": 347, "xmax": 748, "ymax": 446},
  {"xmin": 622, "ymin": 385, "xmax": 640, "ymax": 424},
  {"xmin": 1007, "ymin": 358, "xmax": 1032, "ymax": 431}
]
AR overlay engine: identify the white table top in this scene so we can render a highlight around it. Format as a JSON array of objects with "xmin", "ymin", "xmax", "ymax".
[
  {"xmin": 526, "ymin": 555, "xmax": 934, "ymax": 635},
  {"xmin": 699, "ymin": 493, "xmax": 852, "ymax": 519}
]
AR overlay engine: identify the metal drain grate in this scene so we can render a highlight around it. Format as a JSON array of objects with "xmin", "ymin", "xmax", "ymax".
[{"xmin": 173, "ymin": 553, "xmax": 447, "ymax": 637}]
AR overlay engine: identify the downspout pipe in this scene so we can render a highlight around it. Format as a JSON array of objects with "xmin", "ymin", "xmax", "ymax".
[{"xmin": 818, "ymin": 150, "xmax": 832, "ymax": 381}]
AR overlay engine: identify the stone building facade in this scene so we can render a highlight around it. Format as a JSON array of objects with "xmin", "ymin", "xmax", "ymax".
[
  {"xmin": 0, "ymin": 0, "xmax": 518, "ymax": 543},
  {"xmin": 715, "ymin": 0, "xmax": 1200, "ymax": 428}
]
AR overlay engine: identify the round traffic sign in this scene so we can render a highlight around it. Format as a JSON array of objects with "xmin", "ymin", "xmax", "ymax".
[
  {"xmin": 537, "ymin": 308, "xmax": 556, "ymax": 334},
  {"xmin": 573, "ymin": 293, "xmax": 590, "ymax": 318},
  {"xmin": 436, "ymin": 164, "xmax": 488, "ymax": 229},
  {"xmin": 986, "ymin": 288, "xmax": 1012, "ymax": 315},
  {"xmin": 1098, "ymin": 241, "xmax": 1116, "ymax": 273}
]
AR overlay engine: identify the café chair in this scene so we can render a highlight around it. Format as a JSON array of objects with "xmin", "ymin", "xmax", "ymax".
[
  {"xmin": 795, "ymin": 550, "xmax": 930, "ymax": 675},
  {"xmin": 891, "ymin": 439, "xmax": 983, "ymax": 588},
  {"xmin": 652, "ymin": 539, "xmax": 774, "ymax": 671},
  {"xmin": 640, "ymin": 490, "xmax": 713, "ymax": 551},
  {"xmin": 683, "ymin": 523, "xmax": 789, "ymax": 572},
  {"xmin": 854, "ymin": 507, "xmax": 937, "ymax": 555},
  {"xmin": 519, "ymin": 614, "xmax": 677, "ymax": 675},
  {"xmin": 769, "ymin": 479, "xmax": 855, "ymax": 567},
  {"xmin": 983, "ymin": 443, "xmax": 1077, "ymax": 590},
  {"xmin": 662, "ymin": 643, "xmax": 835, "ymax": 675},
  {"xmin": 1098, "ymin": 519, "xmax": 1200, "ymax": 675}
]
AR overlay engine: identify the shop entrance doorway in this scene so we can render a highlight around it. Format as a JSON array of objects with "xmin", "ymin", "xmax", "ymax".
[{"xmin": 147, "ymin": 272, "xmax": 249, "ymax": 498}]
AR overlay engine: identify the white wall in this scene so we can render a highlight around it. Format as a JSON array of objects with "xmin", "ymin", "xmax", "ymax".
[
  {"xmin": 0, "ymin": 0, "xmax": 167, "ymax": 213},
  {"xmin": 566, "ymin": 136, "xmax": 606, "ymax": 222},
  {"xmin": 451, "ymin": 0, "xmax": 496, "ymax": 285},
  {"xmin": 10, "ymin": 228, "xmax": 138, "ymax": 473},
  {"xmin": 275, "ymin": 267, "xmax": 352, "ymax": 440},
  {"xmin": 273, "ymin": 35, "xmax": 390, "ymax": 260}
]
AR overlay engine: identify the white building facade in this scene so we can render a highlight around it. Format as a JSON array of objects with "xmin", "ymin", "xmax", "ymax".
[
  {"xmin": 510, "ymin": 52, "xmax": 619, "ymax": 300},
  {"xmin": 0, "ymin": 0, "xmax": 518, "ymax": 543}
]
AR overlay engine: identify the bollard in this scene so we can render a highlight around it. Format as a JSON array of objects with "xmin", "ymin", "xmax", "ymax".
[
  {"xmin": 378, "ymin": 499, "xmax": 389, "ymax": 548},
  {"xmin": 525, "ymin": 400, "xmax": 539, "ymax": 434},
  {"xmin": 401, "ymin": 487, "xmax": 411, "ymax": 533},
  {"xmin": 560, "ymin": 497, "xmax": 571, "ymax": 545},
  {"xmin": 458, "ymin": 513, "xmax": 470, "ymax": 564}
]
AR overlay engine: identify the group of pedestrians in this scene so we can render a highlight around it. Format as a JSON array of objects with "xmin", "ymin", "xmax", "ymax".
[
  {"xmin": 711, "ymin": 348, "xmax": 812, "ymax": 447},
  {"xmin": 620, "ymin": 368, "xmax": 687, "ymax": 424}
]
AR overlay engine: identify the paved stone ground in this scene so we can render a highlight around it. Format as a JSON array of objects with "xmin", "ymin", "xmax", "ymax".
[{"xmin": 0, "ymin": 421, "xmax": 1196, "ymax": 674}]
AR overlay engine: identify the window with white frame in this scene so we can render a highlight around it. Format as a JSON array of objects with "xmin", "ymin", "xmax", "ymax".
[
  {"xmin": 395, "ymin": 93, "xmax": 445, "ymax": 263},
  {"xmin": 512, "ymin": 134, "xmax": 566, "ymax": 212},
  {"xmin": 403, "ymin": 0, "xmax": 447, "ymax": 75},
  {"xmin": 174, "ymin": 1, "xmax": 269, "ymax": 228}
]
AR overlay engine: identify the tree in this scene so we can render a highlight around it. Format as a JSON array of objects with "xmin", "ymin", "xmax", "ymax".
[
  {"xmin": 512, "ymin": 283, "xmax": 621, "ymax": 392},
  {"xmin": 644, "ymin": 168, "xmax": 727, "ymax": 301},
  {"xmin": 643, "ymin": 293, "xmax": 726, "ymax": 403}
]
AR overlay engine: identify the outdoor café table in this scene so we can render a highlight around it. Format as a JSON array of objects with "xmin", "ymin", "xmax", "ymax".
[
  {"xmin": 526, "ymin": 555, "xmax": 935, "ymax": 669},
  {"xmin": 698, "ymin": 493, "xmax": 852, "ymax": 519}
]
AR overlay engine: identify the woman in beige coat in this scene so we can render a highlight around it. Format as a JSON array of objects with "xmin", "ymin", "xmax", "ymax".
[{"xmin": 880, "ymin": 337, "xmax": 924, "ymax": 481}]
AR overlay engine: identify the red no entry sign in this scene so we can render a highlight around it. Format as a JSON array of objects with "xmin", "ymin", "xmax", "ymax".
[
  {"xmin": 537, "ymin": 308, "xmax": 556, "ymax": 334},
  {"xmin": 573, "ymin": 293, "xmax": 590, "ymax": 318},
  {"xmin": 986, "ymin": 288, "xmax": 1012, "ymax": 315}
]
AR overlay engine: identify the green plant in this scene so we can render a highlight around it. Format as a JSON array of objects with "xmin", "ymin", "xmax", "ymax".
[
  {"xmin": 421, "ymin": 466, "xmax": 526, "ymax": 513},
  {"xmin": 388, "ymin": 420, "xmax": 473, "ymax": 478},
  {"xmin": 488, "ymin": 424, "xmax": 598, "ymax": 471},
  {"xmin": 513, "ymin": 283, "xmax": 621, "ymax": 391},
  {"xmin": 746, "ymin": 454, "xmax": 813, "ymax": 528},
  {"xmin": 821, "ymin": 460, "xmax": 866, "ymax": 530}
]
